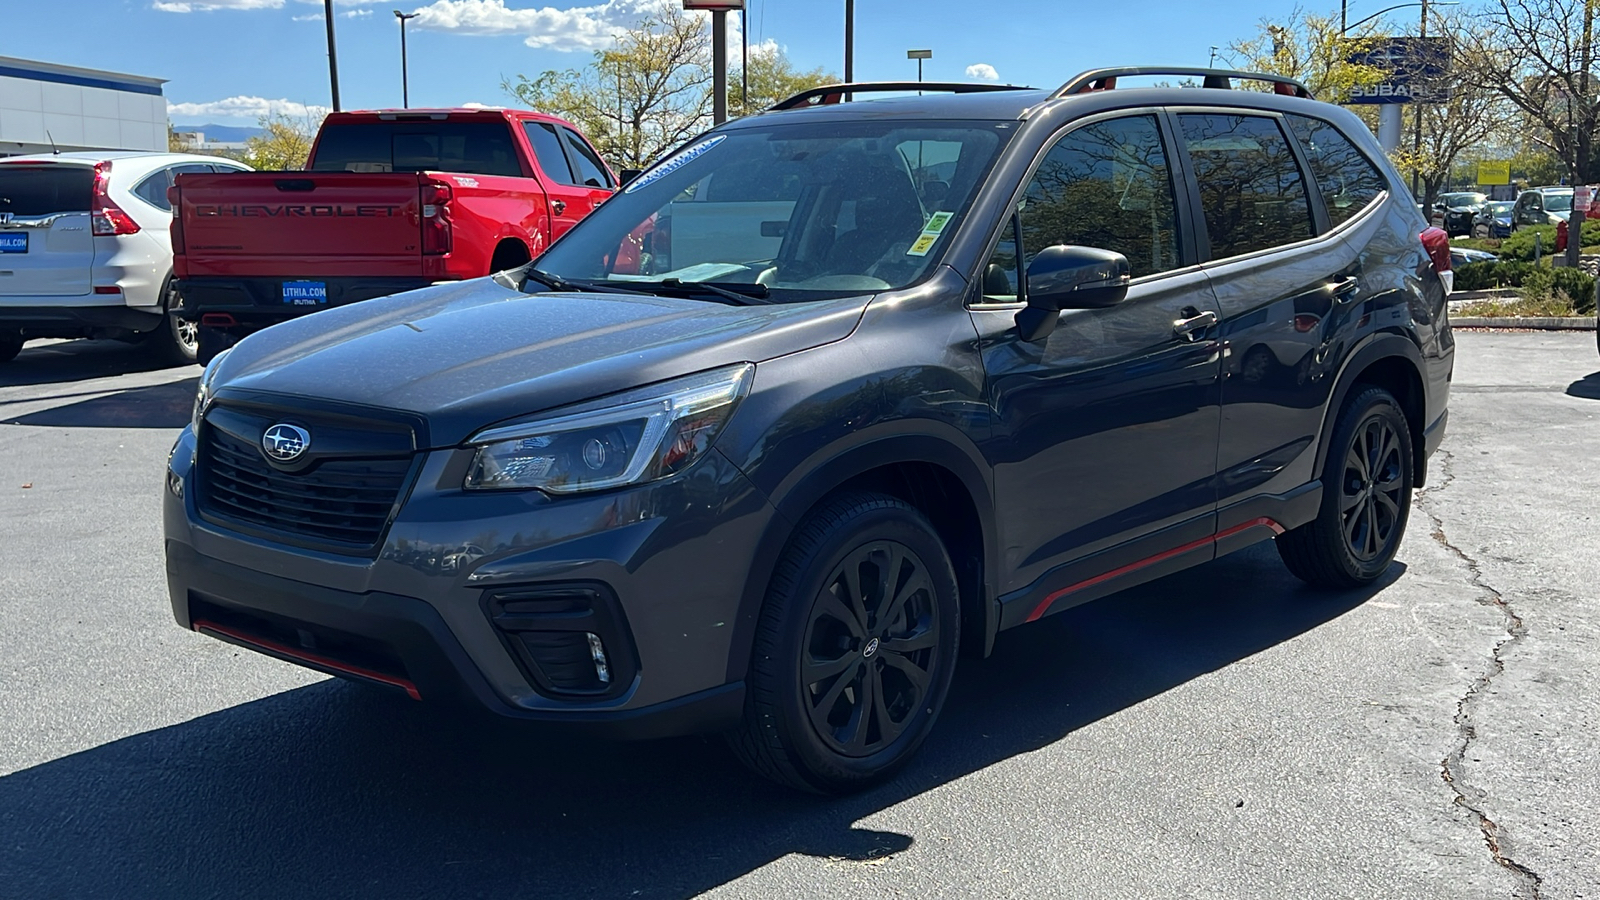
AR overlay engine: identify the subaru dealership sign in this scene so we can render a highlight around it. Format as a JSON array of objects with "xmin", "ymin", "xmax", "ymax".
[{"xmin": 1345, "ymin": 37, "xmax": 1450, "ymax": 104}]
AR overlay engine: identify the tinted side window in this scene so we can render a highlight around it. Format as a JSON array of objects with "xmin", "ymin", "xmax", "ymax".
[
  {"xmin": 1284, "ymin": 115, "xmax": 1387, "ymax": 226},
  {"xmin": 560, "ymin": 127, "xmax": 612, "ymax": 188},
  {"xmin": 524, "ymin": 122, "xmax": 575, "ymax": 184},
  {"xmin": 1018, "ymin": 115, "xmax": 1181, "ymax": 279},
  {"xmin": 1179, "ymin": 114, "xmax": 1314, "ymax": 259},
  {"xmin": 133, "ymin": 168, "xmax": 173, "ymax": 210}
]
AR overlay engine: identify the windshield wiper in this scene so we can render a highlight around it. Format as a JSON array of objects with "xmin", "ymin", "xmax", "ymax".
[
  {"xmin": 519, "ymin": 267, "xmax": 651, "ymax": 296},
  {"xmin": 652, "ymin": 278, "xmax": 775, "ymax": 306}
]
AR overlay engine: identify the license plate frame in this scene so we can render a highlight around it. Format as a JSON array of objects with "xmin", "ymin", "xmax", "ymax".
[
  {"xmin": 0, "ymin": 233, "xmax": 27, "ymax": 254},
  {"xmin": 282, "ymin": 280, "xmax": 327, "ymax": 306}
]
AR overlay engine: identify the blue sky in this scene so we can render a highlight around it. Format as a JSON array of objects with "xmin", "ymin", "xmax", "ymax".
[{"xmin": 5, "ymin": 0, "xmax": 1405, "ymax": 127}]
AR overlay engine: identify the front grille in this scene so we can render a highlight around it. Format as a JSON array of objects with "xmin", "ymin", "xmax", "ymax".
[{"xmin": 198, "ymin": 426, "xmax": 413, "ymax": 551}]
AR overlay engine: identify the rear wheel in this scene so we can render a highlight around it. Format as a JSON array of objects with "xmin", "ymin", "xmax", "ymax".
[
  {"xmin": 1277, "ymin": 386, "xmax": 1414, "ymax": 588},
  {"xmin": 728, "ymin": 492, "xmax": 960, "ymax": 794},
  {"xmin": 142, "ymin": 277, "xmax": 199, "ymax": 367},
  {"xmin": 1473, "ymin": 223, "xmax": 1490, "ymax": 239}
]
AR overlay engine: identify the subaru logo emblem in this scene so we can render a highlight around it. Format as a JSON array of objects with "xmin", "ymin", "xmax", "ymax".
[
  {"xmin": 262, "ymin": 423, "xmax": 310, "ymax": 462},
  {"xmin": 0, "ymin": 212, "xmax": 12, "ymax": 224},
  {"xmin": 862, "ymin": 637, "xmax": 880, "ymax": 658}
]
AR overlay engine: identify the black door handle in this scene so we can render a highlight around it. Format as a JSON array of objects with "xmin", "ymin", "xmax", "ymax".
[{"xmin": 551, "ymin": 199, "xmax": 567, "ymax": 215}]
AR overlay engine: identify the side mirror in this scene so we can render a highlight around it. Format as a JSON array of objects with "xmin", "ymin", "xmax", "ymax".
[
  {"xmin": 1015, "ymin": 245, "xmax": 1131, "ymax": 342},
  {"xmin": 619, "ymin": 168, "xmax": 644, "ymax": 186}
]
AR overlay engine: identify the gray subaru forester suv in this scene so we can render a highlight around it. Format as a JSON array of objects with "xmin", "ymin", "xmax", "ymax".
[{"xmin": 164, "ymin": 67, "xmax": 1454, "ymax": 793}]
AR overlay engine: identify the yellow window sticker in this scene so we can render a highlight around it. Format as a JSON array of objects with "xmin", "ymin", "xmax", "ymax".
[{"xmin": 907, "ymin": 233, "xmax": 939, "ymax": 256}]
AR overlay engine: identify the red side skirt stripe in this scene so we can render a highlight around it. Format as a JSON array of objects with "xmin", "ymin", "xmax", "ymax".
[{"xmin": 1025, "ymin": 517, "xmax": 1286, "ymax": 623}]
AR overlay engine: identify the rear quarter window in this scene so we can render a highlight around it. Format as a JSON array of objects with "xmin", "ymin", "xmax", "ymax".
[
  {"xmin": 0, "ymin": 167, "xmax": 93, "ymax": 217},
  {"xmin": 1284, "ymin": 115, "xmax": 1388, "ymax": 227}
]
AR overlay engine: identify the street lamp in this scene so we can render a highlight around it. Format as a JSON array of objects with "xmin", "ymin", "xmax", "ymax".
[
  {"xmin": 394, "ymin": 10, "xmax": 419, "ymax": 109},
  {"xmin": 323, "ymin": 0, "xmax": 341, "ymax": 111},
  {"xmin": 1341, "ymin": 1, "xmax": 1457, "ymax": 34}
]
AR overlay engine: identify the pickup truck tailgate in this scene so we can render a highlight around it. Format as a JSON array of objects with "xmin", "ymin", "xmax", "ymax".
[{"xmin": 174, "ymin": 172, "xmax": 425, "ymax": 278}]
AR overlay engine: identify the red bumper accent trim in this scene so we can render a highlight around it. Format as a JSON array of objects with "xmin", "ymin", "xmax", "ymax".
[
  {"xmin": 1025, "ymin": 517, "xmax": 1285, "ymax": 623},
  {"xmin": 192, "ymin": 618, "xmax": 422, "ymax": 701}
]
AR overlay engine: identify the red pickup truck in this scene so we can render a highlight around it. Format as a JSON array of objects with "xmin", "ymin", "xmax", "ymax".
[{"xmin": 171, "ymin": 107, "xmax": 617, "ymax": 363}]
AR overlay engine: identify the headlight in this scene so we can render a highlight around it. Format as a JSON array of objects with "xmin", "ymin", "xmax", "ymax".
[
  {"xmin": 192, "ymin": 349, "xmax": 230, "ymax": 430},
  {"xmin": 464, "ymin": 363, "xmax": 754, "ymax": 493}
]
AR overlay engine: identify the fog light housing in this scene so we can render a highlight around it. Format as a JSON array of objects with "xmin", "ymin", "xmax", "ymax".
[{"xmin": 587, "ymin": 632, "xmax": 611, "ymax": 684}]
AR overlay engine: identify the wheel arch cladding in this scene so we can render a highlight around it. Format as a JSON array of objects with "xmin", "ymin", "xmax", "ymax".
[
  {"xmin": 1323, "ymin": 343, "xmax": 1429, "ymax": 488},
  {"xmin": 726, "ymin": 443, "xmax": 998, "ymax": 685}
]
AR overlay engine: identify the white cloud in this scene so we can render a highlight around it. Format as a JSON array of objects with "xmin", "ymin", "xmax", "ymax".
[
  {"xmin": 153, "ymin": 0, "xmax": 282, "ymax": 11},
  {"xmin": 168, "ymin": 96, "xmax": 331, "ymax": 120},
  {"xmin": 408, "ymin": 0, "xmax": 665, "ymax": 51},
  {"xmin": 748, "ymin": 37, "xmax": 780, "ymax": 60},
  {"xmin": 965, "ymin": 63, "xmax": 999, "ymax": 81},
  {"xmin": 293, "ymin": 5, "xmax": 376, "ymax": 18}
]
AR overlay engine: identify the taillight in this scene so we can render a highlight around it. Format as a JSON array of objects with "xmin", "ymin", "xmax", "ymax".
[
  {"xmin": 168, "ymin": 183, "xmax": 186, "ymax": 255},
  {"xmin": 421, "ymin": 180, "xmax": 452, "ymax": 255},
  {"xmin": 90, "ymin": 161, "xmax": 140, "ymax": 236},
  {"xmin": 1420, "ymin": 226, "xmax": 1452, "ymax": 293}
]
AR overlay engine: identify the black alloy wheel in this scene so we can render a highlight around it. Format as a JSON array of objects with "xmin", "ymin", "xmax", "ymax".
[
  {"xmin": 1340, "ymin": 415, "xmax": 1406, "ymax": 562},
  {"xmin": 1277, "ymin": 386, "xmax": 1414, "ymax": 588},
  {"xmin": 729, "ymin": 492, "xmax": 960, "ymax": 793},
  {"xmin": 802, "ymin": 540, "xmax": 941, "ymax": 757}
]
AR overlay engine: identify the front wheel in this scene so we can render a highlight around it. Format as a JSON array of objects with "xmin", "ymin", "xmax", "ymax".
[
  {"xmin": 728, "ymin": 492, "xmax": 960, "ymax": 794},
  {"xmin": 1277, "ymin": 386, "xmax": 1414, "ymax": 588},
  {"xmin": 1473, "ymin": 223, "xmax": 1490, "ymax": 239}
]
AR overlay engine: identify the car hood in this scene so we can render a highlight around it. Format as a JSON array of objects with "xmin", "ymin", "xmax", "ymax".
[{"xmin": 211, "ymin": 278, "xmax": 871, "ymax": 446}]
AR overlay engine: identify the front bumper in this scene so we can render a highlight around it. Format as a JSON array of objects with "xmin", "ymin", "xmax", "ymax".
[{"xmin": 163, "ymin": 423, "xmax": 774, "ymax": 738}]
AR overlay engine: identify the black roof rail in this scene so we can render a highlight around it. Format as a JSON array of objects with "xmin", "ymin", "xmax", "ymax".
[
  {"xmin": 769, "ymin": 81, "xmax": 1035, "ymax": 111},
  {"xmin": 1052, "ymin": 67, "xmax": 1313, "ymax": 100}
]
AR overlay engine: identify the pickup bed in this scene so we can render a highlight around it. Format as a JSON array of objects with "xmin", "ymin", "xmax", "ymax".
[{"xmin": 172, "ymin": 108, "xmax": 617, "ymax": 363}]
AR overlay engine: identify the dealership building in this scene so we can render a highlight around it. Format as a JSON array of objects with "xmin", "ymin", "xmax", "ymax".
[{"xmin": 0, "ymin": 56, "xmax": 167, "ymax": 157}]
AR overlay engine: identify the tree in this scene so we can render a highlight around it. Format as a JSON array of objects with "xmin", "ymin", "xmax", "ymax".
[
  {"xmin": 1227, "ymin": 7, "xmax": 1386, "ymax": 102},
  {"xmin": 503, "ymin": 6, "xmax": 835, "ymax": 169},
  {"xmin": 168, "ymin": 123, "xmax": 194, "ymax": 153},
  {"xmin": 730, "ymin": 45, "xmax": 836, "ymax": 118},
  {"xmin": 242, "ymin": 112, "xmax": 321, "ymax": 171},
  {"xmin": 1464, "ymin": 0, "xmax": 1600, "ymax": 184},
  {"xmin": 504, "ymin": 5, "xmax": 711, "ymax": 170}
]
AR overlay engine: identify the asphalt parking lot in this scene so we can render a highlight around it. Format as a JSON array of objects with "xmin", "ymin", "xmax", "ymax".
[{"xmin": 0, "ymin": 331, "xmax": 1595, "ymax": 899}]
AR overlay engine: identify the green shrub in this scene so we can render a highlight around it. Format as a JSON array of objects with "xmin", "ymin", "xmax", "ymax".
[
  {"xmin": 1550, "ymin": 267, "xmax": 1597, "ymax": 313},
  {"xmin": 1496, "ymin": 220, "xmax": 1600, "ymax": 261},
  {"xmin": 1451, "ymin": 237, "xmax": 1502, "ymax": 254},
  {"xmin": 1454, "ymin": 260, "xmax": 1535, "ymax": 291}
]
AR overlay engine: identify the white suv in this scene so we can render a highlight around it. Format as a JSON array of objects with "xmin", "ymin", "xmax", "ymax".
[{"xmin": 0, "ymin": 151, "xmax": 251, "ymax": 365}]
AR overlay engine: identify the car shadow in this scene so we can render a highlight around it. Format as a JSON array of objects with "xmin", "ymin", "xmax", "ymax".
[
  {"xmin": 0, "ymin": 339, "xmax": 194, "ymax": 387},
  {"xmin": 1565, "ymin": 371, "xmax": 1600, "ymax": 400},
  {"xmin": 0, "ymin": 544, "xmax": 1396, "ymax": 898},
  {"xmin": 1, "ymin": 377, "xmax": 197, "ymax": 429}
]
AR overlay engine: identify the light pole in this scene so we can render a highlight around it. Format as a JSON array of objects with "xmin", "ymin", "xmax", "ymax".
[
  {"xmin": 683, "ymin": 1, "xmax": 743, "ymax": 124},
  {"xmin": 907, "ymin": 48, "xmax": 931, "ymax": 90},
  {"xmin": 394, "ymin": 10, "xmax": 419, "ymax": 109},
  {"xmin": 323, "ymin": 0, "xmax": 341, "ymax": 111},
  {"xmin": 1208, "ymin": 46, "xmax": 1219, "ymax": 67},
  {"xmin": 845, "ymin": 0, "xmax": 854, "ymax": 83}
]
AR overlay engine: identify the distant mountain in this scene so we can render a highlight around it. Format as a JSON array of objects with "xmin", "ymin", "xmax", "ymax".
[{"xmin": 172, "ymin": 124, "xmax": 263, "ymax": 143}]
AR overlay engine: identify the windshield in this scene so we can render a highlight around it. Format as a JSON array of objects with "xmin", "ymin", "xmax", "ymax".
[
  {"xmin": 310, "ymin": 121, "xmax": 523, "ymax": 176},
  {"xmin": 533, "ymin": 120, "xmax": 1010, "ymax": 301},
  {"xmin": 0, "ymin": 166, "xmax": 92, "ymax": 217},
  {"xmin": 1488, "ymin": 201, "xmax": 1514, "ymax": 214},
  {"xmin": 1545, "ymin": 192, "xmax": 1574, "ymax": 212},
  {"xmin": 1441, "ymin": 192, "xmax": 1486, "ymax": 207}
]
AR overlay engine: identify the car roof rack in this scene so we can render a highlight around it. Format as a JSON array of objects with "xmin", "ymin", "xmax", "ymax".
[
  {"xmin": 1052, "ymin": 67, "xmax": 1313, "ymax": 100},
  {"xmin": 769, "ymin": 81, "xmax": 1035, "ymax": 111}
]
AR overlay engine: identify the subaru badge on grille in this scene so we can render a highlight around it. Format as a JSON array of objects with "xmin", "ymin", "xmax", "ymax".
[{"xmin": 262, "ymin": 424, "xmax": 311, "ymax": 462}]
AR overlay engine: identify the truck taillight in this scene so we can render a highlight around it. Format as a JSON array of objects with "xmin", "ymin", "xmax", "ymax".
[
  {"xmin": 90, "ymin": 160, "xmax": 140, "ymax": 236},
  {"xmin": 421, "ymin": 181, "xmax": 452, "ymax": 256},
  {"xmin": 168, "ymin": 184, "xmax": 185, "ymax": 255}
]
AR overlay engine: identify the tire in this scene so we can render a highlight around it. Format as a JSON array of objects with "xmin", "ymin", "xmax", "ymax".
[
  {"xmin": 141, "ymin": 277, "xmax": 199, "ymax": 367},
  {"xmin": 1277, "ymin": 386, "xmax": 1414, "ymax": 588},
  {"xmin": 0, "ymin": 335, "xmax": 21, "ymax": 364},
  {"xmin": 727, "ymin": 492, "xmax": 961, "ymax": 794},
  {"xmin": 1473, "ymin": 224, "xmax": 1489, "ymax": 239}
]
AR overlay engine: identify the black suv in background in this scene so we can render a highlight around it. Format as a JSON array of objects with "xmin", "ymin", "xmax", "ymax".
[{"xmin": 164, "ymin": 67, "xmax": 1453, "ymax": 793}]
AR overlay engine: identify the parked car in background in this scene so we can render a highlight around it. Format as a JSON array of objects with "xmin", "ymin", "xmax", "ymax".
[
  {"xmin": 0, "ymin": 152, "xmax": 251, "ymax": 365},
  {"xmin": 1434, "ymin": 191, "xmax": 1487, "ymax": 236},
  {"xmin": 171, "ymin": 107, "xmax": 617, "ymax": 364},
  {"xmin": 1510, "ymin": 185, "xmax": 1600, "ymax": 230},
  {"xmin": 1450, "ymin": 246, "xmax": 1497, "ymax": 268},
  {"xmin": 1472, "ymin": 200, "xmax": 1514, "ymax": 238},
  {"xmin": 165, "ymin": 68, "xmax": 1453, "ymax": 793}
]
